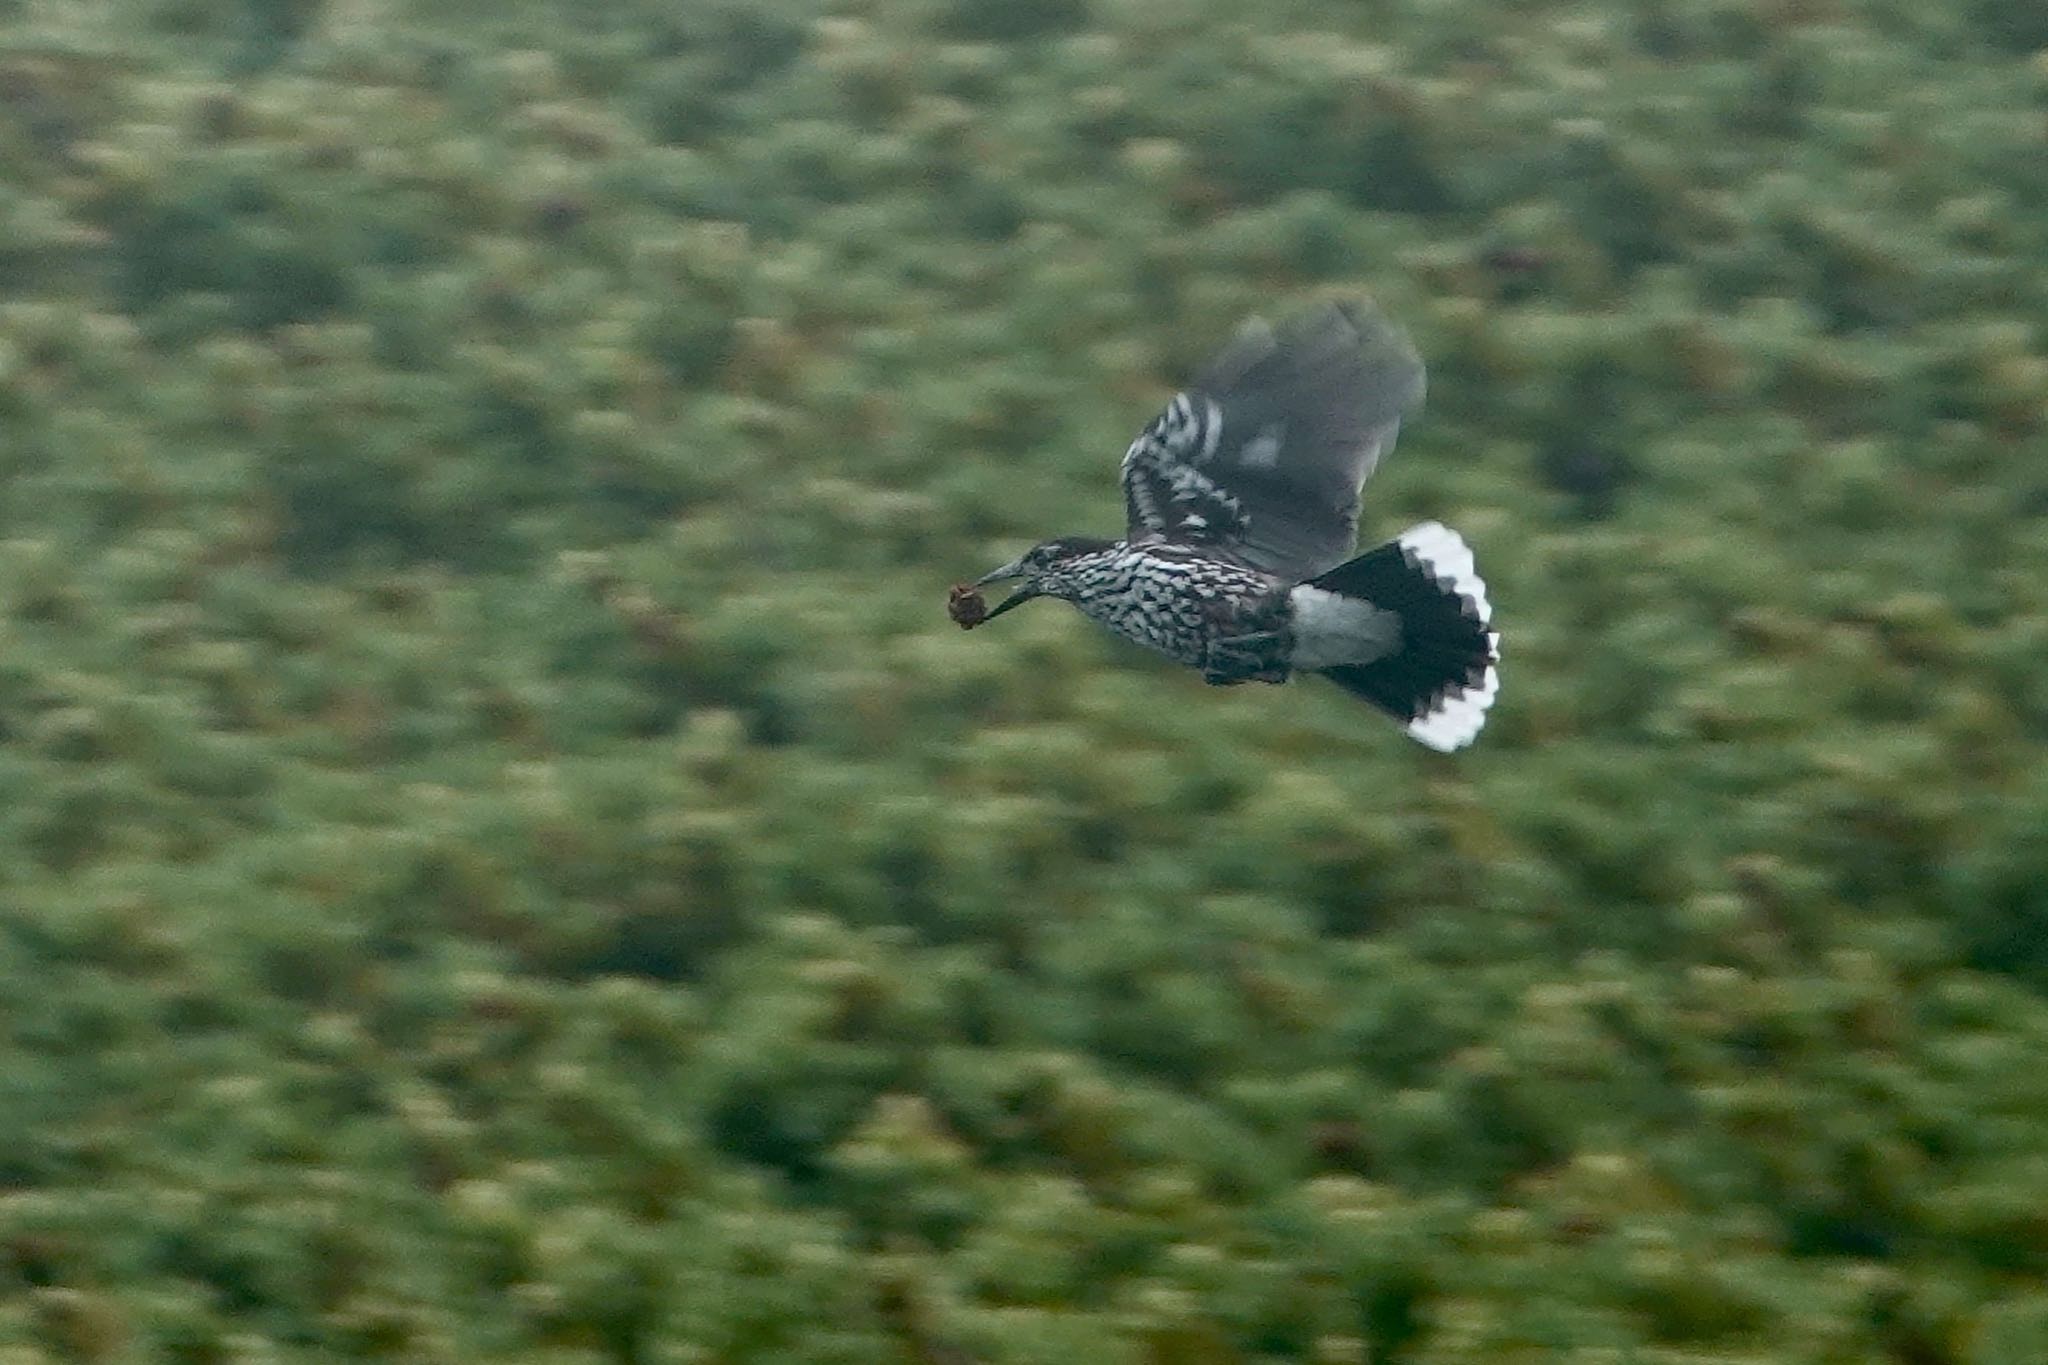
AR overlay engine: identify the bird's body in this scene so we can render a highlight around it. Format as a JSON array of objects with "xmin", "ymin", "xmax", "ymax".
[
  {"xmin": 1022, "ymin": 540, "xmax": 1286, "ymax": 668},
  {"xmin": 968, "ymin": 300, "xmax": 1500, "ymax": 750},
  {"xmin": 1014, "ymin": 537, "xmax": 1405, "ymax": 677}
]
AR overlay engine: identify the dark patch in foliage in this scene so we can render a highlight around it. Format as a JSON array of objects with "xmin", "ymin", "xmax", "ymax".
[
  {"xmin": 1535, "ymin": 366, "xmax": 1638, "ymax": 518},
  {"xmin": 643, "ymin": 309, "xmax": 737, "ymax": 386},
  {"xmin": 872, "ymin": 844, "xmax": 947, "ymax": 933},
  {"xmin": 637, "ymin": 72, "xmax": 737, "ymax": 145},
  {"xmin": 1359, "ymin": 1273, "xmax": 1427, "ymax": 1365},
  {"xmin": 26, "ymin": 786, "xmax": 110, "ymax": 871},
  {"xmin": 1481, "ymin": 243, "xmax": 1551, "ymax": 303},
  {"xmin": 226, "ymin": 0, "xmax": 325, "ymax": 75},
  {"xmin": 471, "ymin": 390, "xmax": 558, "ymax": 466},
  {"xmin": 1205, "ymin": 90, "xmax": 1456, "ymax": 213},
  {"xmin": 3, "ymin": 1234, "xmax": 67, "ymax": 1288},
  {"xmin": 1457, "ymin": 1070, "xmax": 1567, "ymax": 1193},
  {"xmin": 1742, "ymin": 52, "xmax": 1817, "ymax": 139},
  {"xmin": 1948, "ymin": 844, "xmax": 2048, "ymax": 990},
  {"xmin": 706, "ymin": 1078, "xmax": 833, "ymax": 1186},
  {"xmin": 572, "ymin": 906, "xmax": 747, "ymax": 984},
  {"xmin": 1865, "ymin": 1280, "xmax": 1969, "ymax": 1365},
  {"xmin": 953, "ymin": 179, "xmax": 1027, "ymax": 242},
  {"xmin": 636, "ymin": 1, "xmax": 808, "ymax": 140},
  {"xmin": 158, "ymin": 989, "xmax": 244, "ymax": 1036},
  {"xmin": 1781, "ymin": 1143, "xmax": 1906, "ymax": 1261},
  {"xmin": 1345, "ymin": 117, "xmax": 1456, "ymax": 213},
  {"xmin": 1969, "ymin": 0, "xmax": 2048, "ymax": 52},
  {"xmin": 258, "ymin": 941, "xmax": 351, "ymax": 1004},
  {"xmin": 1556, "ymin": 135, "xmax": 1678, "ymax": 277},
  {"xmin": 529, "ymin": 192, "xmax": 590, "ymax": 239},
  {"xmin": 940, "ymin": 0, "xmax": 1091, "ymax": 42},
  {"xmin": 0, "ymin": 62, "xmax": 92, "ymax": 163},
  {"xmin": 1624, "ymin": 0, "xmax": 1785, "ymax": 61},
  {"xmin": 1537, "ymin": 441, "xmax": 1635, "ymax": 519},
  {"xmin": 1629, "ymin": 0, "xmax": 1695, "ymax": 59},
  {"xmin": 268, "ymin": 454, "xmax": 426, "ymax": 574},
  {"xmin": 108, "ymin": 196, "xmax": 353, "ymax": 334},
  {"xmin": 151, "ymin": 1227, "xmax": 275, "ymax": 1315},
  {"xmin": 1785, "ymin": 1199, "xmax": 1895, "ymax": 1260},
  {"xmin": 1775, "ymin": 209, "xmax": 1917, "ymax": 336}
]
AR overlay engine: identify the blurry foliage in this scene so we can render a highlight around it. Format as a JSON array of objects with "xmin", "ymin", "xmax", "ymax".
[{"xmin": 0, "ymin": 0, "xmax": 2045, "ymax": 1362}]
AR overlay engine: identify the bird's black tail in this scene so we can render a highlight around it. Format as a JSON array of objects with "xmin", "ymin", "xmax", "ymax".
[{"xmin": 1310, "ymin": 522, "xmax": 1498, "ymax": 751}]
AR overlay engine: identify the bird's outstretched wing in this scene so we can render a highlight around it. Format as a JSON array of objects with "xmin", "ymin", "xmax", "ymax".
[{"xmin": 1120, "ymin": 300, "xmax": 1426, "ymax": 581}]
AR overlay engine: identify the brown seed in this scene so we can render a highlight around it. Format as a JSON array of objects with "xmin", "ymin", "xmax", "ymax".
[{"xmin": 947, "ymin": 583, "xmax": 988, "ymax": 629}]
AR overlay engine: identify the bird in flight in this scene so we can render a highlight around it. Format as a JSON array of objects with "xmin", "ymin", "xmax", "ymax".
[{"xmin": 959, "ymin": 300, "xmax": 1498, "ymax": 750}]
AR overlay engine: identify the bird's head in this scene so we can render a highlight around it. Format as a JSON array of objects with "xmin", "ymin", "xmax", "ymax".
[{"xmin": 972, "ymin": 537, "xmax": 1116, "ymax": 620}]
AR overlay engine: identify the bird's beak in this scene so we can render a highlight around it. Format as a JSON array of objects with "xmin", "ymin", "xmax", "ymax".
[
  {"xmin": 974, "ymin": 558, "xmax": 1026, "ymax": 587},
  {"xmin": 974, "ymin": 559, "xmax": 1039, "ymax": 621},
  {"xmin": 980, "ymin": 585, "xmax": 1040, "ymax": 620}
]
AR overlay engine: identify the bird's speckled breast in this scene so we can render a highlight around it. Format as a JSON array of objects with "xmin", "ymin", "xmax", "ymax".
[{"xmin": 1065, "ymin": 543, "xmax": 1284, "ymax": 667}]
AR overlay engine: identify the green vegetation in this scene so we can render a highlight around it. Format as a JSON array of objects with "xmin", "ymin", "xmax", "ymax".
[{"xmin": 2, "ymin": 1, "xmax": 2046, "ymax": 1361}]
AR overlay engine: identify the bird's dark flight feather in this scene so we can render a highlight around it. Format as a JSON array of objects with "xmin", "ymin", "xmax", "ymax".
[{"xmin": 1120, "ymin": 301, "xmax": 1426, "ymax": 582}]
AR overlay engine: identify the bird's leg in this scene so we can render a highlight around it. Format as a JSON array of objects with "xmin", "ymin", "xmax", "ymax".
[
  {"xmin": 1203, "ymin": 632, "xmax": 1291, "ymax": 685},
  {"xmin": 1201, "ymin": 592, "xmax": 1294, "ymax": 686}
]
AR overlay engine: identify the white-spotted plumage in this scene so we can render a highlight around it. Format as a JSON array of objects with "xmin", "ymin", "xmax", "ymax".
[{"xmin": 1037, "ymin": 542, "xmax": 1278, "ymax": 668}]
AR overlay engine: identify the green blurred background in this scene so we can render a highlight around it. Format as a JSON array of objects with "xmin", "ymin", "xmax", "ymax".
[{"xmin": 3, "ymin": 0, "xmax": 2047, "ymax": 1361}]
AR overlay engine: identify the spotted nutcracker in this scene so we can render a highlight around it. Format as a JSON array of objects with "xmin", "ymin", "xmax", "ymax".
[{"xmin": 963, "ymin": 300, "xmax": 1498, "ymax": 750}]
